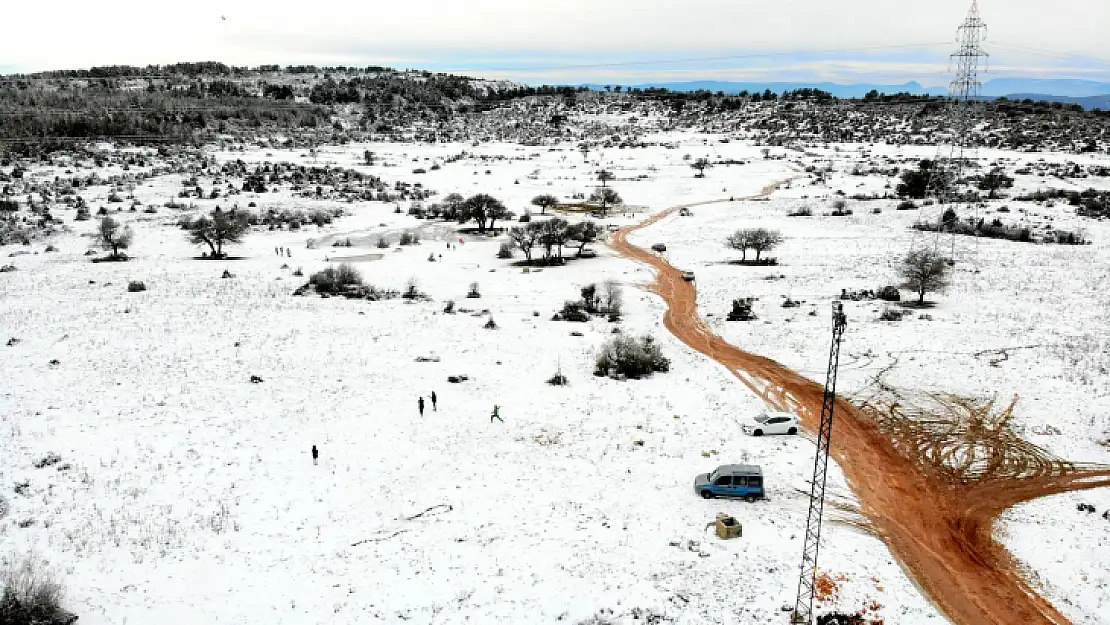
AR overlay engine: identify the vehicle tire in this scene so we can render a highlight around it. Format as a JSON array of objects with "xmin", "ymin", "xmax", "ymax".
[
  {"xmin": 753, "ymin": 429, "xmax": 764, "ymax": 437},
  {"xmin": 744, "ymin": 494, "xmax": 758, "ymax": 503},
  {"xmin": 787, "ymin": 427, "xmax": 798, "ymax": 435},
  {"xmin": 700, "ymin": 490, "xmax": 714, "ymax": 499}
]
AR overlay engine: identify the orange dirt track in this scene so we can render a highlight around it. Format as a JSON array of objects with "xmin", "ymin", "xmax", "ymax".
[{"xmin": 611, "ymin": 186, "xmax": 1110, "ymax": 625}]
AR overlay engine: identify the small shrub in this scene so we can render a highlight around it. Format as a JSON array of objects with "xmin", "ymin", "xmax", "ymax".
[
  {"xmin": 782, "ymin": 297, "xmax": 800, "ymax": 308},
  {"xmin": 897, "ymin": 200, "xmax": 917, "ymax": 210},
  {"xmin": 594, "ymin": 334, "xmax": 670, "ymax": 379},
  {"xmin": 32, "ymin": 453, "xmax": 62, "ymax": 469},
  {"xmin": 1, "ymin": 552, "xmax": 72, "ymax": 625},
  {"xmin": 497, "ymin": 242, "xmax": 514, "ymax": 259},
  {"xmin": 877, "ymin": 285, "xmax": 901, "ymax": 302},
  {"xmin": 399, "ymin": 231, "xmax": 418, "ymax": 246},
  {"xmin": 44, "ymin": 245, "xmax": 57, "ymax": 253},
  {"xmin": 376, "ymin": 237, "xmax": 390, "ymax": 249},
  {"xmin": 727, "ymin": 298, "xmax": 757, "ymax": 321},
  {"xmin": 879, "ymin": 308, "xmax": 906, "ymax": 321},
  {"xmin": 0, "ymin": 265, "xmax": 16, "ymax": 273},
  {"xmin": 484, "ymin": 316, "xmax": 498, "ymax": 330},
  {"xmin": 560, "ymin": 300, "xmax": 590, "ymax": 322},
  {"xmin": 547, "ymin": 373, "xmax": 569, "ymax": 386},
  {"xmin": 787, "ymin": 206, "xmax": 813, "ymax": 217},
  {"xmin": 309, "ymin": 263, "xmax": 362, "ymax": 294},
  {"xmin": 127, "ymin": 281, "xmax": 147, "ymax": 292},
  {"xmin": 519, "ymin": 212, "xmax": 532, "ymax": 223},
  {"xmin": 467, "ymin": 282, "xmax": 480, "ymax": 298},
  {"xmin": 74, "ymin": 207, "xmax": 90, "ymax": 221},
  {"xmin": 443, "ymin": 300, "xmax": 456, "ymax": 314}
]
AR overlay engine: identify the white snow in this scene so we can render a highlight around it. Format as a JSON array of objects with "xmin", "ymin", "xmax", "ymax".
[{"xmin": 2, "ymin": 133, "xmax": 1108, "ymax": 624}]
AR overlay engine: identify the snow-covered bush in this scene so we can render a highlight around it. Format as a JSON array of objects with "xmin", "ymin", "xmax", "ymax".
[
  {"xmin": 559, "ymin": 300, "xmax": 590, "ymax": 322},
  {"xmin": 594, "ymin": 335, "xmax": 670, "ymax": 379},
  {"xmin": 1, "ymin": 552, "xmax": 74, "ymax": 625},
  {"xmin": 309, "ymin": 263, "xmax": 362, "ymax": 294}
]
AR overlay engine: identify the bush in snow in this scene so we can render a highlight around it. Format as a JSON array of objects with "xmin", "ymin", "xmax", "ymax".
[
  {"xmin": 443, "ymin": 300, "xmax": 455, "ymax": 314},
  {"xmin": 497, "ymin": 242, "xmax": 514, "ymax": 259},
  {"xmin": 399, "ymin": 231, "xmax": 419, "ymax": 246},
  {"xmin": 483, "ymin": 316, "xmax": 498, "ymax": 330},
  {"xmin": 309, "ymin": 263, "xmax": 362, "ymax": 294},
  {"xmin": 376, "ymin": 237, "xmax": 390, "ymax": 249},
  {"xmin": 97, "ymin": 217, "xmax": 132, "ymax": 261},
  {"xmin": 559, "ymin": 300, "xmax": 590, "ymax": 322},
  {"xmin": 594, "ymin": 334, "xmax": 670, "ymax": 379},
  {"xmin": 467, "ymin": 282, "xmax": 481, "ymax": 298},
  {"xmin": 727, "ymin": 298, "xmax": 757, "ymax": 321},
  {"xmin": 127, "ymin": 281, "xmax": 147, "ymax": 292},
  {"xmin": 1, "ymin": 552, "xmax": 75, "ymax": 625},
  {"xmin": 879, "ymin": 307, "xmax": 907, "ymax": 321}
]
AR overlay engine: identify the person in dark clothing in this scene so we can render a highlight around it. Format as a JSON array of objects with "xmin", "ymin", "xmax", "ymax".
[
  {"xmin": 418, "ymin": 397, "xmax": 425, "ymax": 417},
  {"xmin": 490, "ymin": 404, "xmax": 502, "ymax": 423},
  {"xmin": 431, "ymin": 391, "xmax": 437, "ymax": 411},
  {"xmin": 311, "ymin": 444, "xmax": 319, "ymax": 465}
]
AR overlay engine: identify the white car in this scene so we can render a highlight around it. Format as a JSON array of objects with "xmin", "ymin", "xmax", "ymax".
[{"xmin": 743, "ymin": 411, "xmax": 800, "ymax": 436}]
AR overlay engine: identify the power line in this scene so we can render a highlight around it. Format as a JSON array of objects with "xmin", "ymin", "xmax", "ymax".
[{"xmin": 437, "ymin": 43, "xmax": 954, "ymax": 73}]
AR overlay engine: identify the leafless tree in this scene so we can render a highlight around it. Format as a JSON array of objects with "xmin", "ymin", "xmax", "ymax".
[
  {"xmin": 900, "ymin": 249, "xmax": 950, "ymax": 304},
  {"xmin": 98, "ymin": 216, "xmax": 132, "ymax": 259}
]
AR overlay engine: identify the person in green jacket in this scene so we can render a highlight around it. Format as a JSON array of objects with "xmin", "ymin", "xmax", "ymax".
[{"xmin": 490, "ymin": 405, "xmax": 503, "ymax": 423}]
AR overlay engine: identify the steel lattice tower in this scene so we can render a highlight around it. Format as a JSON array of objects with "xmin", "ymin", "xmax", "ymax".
[
  {"xmin": 791, "ymin": 302, "xmax": 848, "ymax": 625},
  {"xmin": 925, "ymin": 0, "xmax": 989, "ymax": 255}
]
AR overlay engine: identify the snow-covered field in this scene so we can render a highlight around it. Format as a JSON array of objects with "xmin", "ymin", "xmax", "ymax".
[{"xmin": 2, "ymin": 134, "xmax": 1108, "ymax": 624}]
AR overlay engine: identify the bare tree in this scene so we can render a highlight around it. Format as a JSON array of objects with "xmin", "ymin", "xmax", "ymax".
[
  {"xmin": 900, "ymin": 249, "xmax": 950, "ymax": 304},
  {"xmin": 98, "ymin": 216, "xmax": 133, "ymax": 259},
  {"xmin": 727, "ymin": 228, "xmax": 784, "ymax": 263},
  {"xmin": 531, "ymin": 194, "xmax": 559, "ymax": 215},
  {"xmin": 460, "ymin": 194, "xmax": 508, "ymax": 232},
  {"xmin": 589, "ymin": 187, "xmax": 622, "ymax": 216},
  {"xmin": 691, "ymin": 157, "xmax": 711, "ymax": 178},
  {"xmin": 508, "ymin": 224, "xmax": 541, "ymax": 264},
  {"xmin": 748, "ymin": 228, "xmax": 785, "ymax": 262},
  {"xmin": 539, "ymin": 218, "xmax": 570, "ymax": 260},
  {"xmin": 603, "ymin": 280, "xmax": 623, "ymax": 316},
  {"xmin": 726, "ymin": 229, "xmax": 751, "ymax": 261},
  {"xmin": 566, "ymin": 220, "xmax": 600, "ymax": 257},
  {"xmin": 441, "ymin": 193, "xmax": 465, "ymax": 221},
  {"xmin": 184, "ymin": 207, "xmax": 249, "ymax": 259}
]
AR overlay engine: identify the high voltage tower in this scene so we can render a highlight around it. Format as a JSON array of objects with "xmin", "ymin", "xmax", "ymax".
[
  {"xmin": 791, "ymin": 302, "xmax": 848, "ymax": 625},
  {"xmin": 923, "ymin": 0, "xmax": 990, "ymax": 257}
]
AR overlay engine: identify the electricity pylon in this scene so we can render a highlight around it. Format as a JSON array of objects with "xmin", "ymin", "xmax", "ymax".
[
  {"xmin": 791, "ymin": 302, "xmax": 848, "ymax": 625},
  {"xmin": 923, "ymin": 0, "xmax": 989, "ymax": 257}
]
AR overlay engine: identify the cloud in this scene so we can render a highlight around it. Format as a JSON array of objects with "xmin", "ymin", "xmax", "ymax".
[{"xmin": 3, "ymin": 0, "xmax": 1108, "ymax": 84}]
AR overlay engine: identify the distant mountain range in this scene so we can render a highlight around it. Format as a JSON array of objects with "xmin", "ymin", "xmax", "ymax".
[{"xmin": 579, "ymin": 79, "xmax": 1110, "ymax": 110}]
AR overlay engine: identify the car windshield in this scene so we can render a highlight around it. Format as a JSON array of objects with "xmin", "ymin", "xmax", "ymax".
[{"xmin": 754, "ymin": 415, "xmax": 769, "ymax": 423}]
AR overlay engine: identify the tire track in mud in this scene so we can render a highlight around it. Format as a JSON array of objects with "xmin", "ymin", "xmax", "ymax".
[{"xmin": 611, "ymin": 184, "xmax": 1110, "ymax": 625}]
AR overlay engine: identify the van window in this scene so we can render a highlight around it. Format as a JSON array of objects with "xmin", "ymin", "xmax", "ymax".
[
  {"xmin": 748, "ymin": 477, "xmax": 762, "ymax": 488},
  {"xmin": 714, "ymin": 475, "xmax": 732, "ymax": 486},
  {"xmin": 733, "ymin": 476, "xmax": 748, "ymax": 487}
]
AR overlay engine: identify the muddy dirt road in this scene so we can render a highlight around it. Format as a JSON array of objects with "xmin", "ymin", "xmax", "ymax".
[{"xmin": 612, "ymin": 187, "xmax": 1110, "ymax": 625}]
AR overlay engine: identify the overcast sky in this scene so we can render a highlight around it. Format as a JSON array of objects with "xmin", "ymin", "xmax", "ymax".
[{"xmin": 3, "ymin": 0, "xmax": 1109, "ymax": 85}]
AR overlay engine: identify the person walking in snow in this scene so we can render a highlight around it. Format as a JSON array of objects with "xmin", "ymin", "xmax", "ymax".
[
  {"xmin": 311, "ymin": 444, "xmax": 319, "ymax": 465},
  {"xmin": 418, "ymin": 397, "xmax": 425, "ymax": 417},
  {"xmin": 490, "ymin": 404, "xmax": 502, "ymax": 423},
  {"xmin": 430, "ymin": 391, "xmax": 437, "ymax": 411}
]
